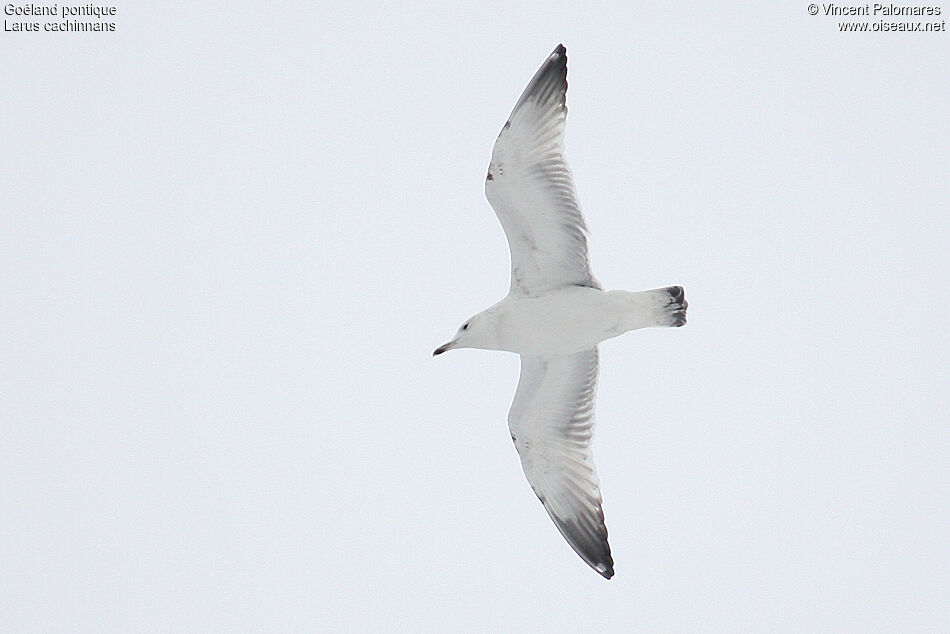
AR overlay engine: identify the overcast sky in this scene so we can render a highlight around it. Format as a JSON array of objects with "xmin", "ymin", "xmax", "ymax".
[{"xmin": 2, "ymin": 2, "xmax": 948, "ymax": 631}]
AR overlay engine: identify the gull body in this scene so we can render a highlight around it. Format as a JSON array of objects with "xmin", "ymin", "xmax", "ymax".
[
  {"xmin": 436, "ymin": 286, "xmax": 685, "ymax": 356},
  {"xmin": 434, "ymin": 44, "xmax": 687, "ymax": 579}
]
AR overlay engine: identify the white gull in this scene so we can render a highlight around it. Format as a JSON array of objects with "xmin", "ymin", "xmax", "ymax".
[{"xmin": 433, "ymin": 44, "xmax": 687, "ymax": 579}]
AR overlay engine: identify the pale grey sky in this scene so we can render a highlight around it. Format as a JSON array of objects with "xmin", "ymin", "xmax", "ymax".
[{"xmin": 2, "ymin": 2, "xmax": 948, "ymax": 631}]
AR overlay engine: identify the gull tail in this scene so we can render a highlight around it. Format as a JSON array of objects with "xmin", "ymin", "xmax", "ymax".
[
  {"xmin": 655, "ymin": 285, "xmax": 688, "ymax": 327},
  {"xmin": 614, "ymin": 286, "xmax": 688, "ymax": 331}
]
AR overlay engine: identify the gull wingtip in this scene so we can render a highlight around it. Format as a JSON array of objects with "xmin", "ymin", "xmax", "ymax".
[{"xmin": 591, "ymin": 552, "xmax": 615, "ymax": 579}]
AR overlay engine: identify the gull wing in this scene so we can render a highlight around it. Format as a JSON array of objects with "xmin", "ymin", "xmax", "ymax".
[
  {"xmin": 485, "ymin": 44, "xmax": 600, "ymax": 297},
  {"xmin": 508, "ymin": 347, "xmax": 613, "ymax": 579}
]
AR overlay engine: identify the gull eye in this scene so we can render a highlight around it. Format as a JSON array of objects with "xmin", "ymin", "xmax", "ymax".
[{"xmin": 462, "ymin": 322, "xmax": 469, "ymax": 331}]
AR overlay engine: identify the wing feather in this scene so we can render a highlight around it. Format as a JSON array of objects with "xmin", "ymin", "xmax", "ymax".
[
  {"xmin": 508, "ymin": 347, "xmax": 613, "ymax": 579},
  {"xmin": 485, "ymin": 44, "xmax": 599, "ymax": 297}
]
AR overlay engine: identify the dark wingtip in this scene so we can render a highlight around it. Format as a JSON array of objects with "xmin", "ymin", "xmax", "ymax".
[
  {"xmin": 596, "ymin": 554, "xmax": 615, "ymax": 579},
  {"xmin": 507, "ymin": 43, "xmax": 569, "ymax": 117},
  {"xmin": 548, "ymin": 513, "xmax": 614, "ymax": 580}
]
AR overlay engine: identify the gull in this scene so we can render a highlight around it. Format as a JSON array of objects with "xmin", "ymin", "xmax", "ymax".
[{"xmin": 433, "ymin": 44, "xmax": 687, "ymax": 579}]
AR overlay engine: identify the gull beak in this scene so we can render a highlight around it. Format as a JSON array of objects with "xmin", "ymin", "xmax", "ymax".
[{"xmin": 432, "ymin": 340, "xmax": 456, "ymax": 356}]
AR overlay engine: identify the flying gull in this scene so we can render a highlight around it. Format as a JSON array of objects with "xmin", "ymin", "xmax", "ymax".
[{"xmin": 433, "ymin": 44, "xmax": 687, "ymax": 579}]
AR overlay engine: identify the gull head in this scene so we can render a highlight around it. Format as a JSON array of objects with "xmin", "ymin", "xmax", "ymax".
[{"xmin": 433, "ymin": 313, "xmax": 490, "ymax": 356}]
